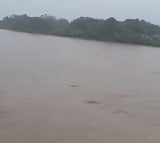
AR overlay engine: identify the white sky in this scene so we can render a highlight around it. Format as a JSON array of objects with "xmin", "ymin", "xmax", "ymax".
[{"xmin": 0, "ymin": 0, "xmax": 159, "ymax": 24}]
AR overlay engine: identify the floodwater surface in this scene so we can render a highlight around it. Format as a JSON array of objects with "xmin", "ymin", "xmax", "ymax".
[{"xmin": 0, "ymin": 29, "xmax": 160, "ymax": 143}]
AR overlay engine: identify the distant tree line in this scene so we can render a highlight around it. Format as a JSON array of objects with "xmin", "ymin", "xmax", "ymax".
[{"xmin": 1, "ymin": 14, "xmax": 160, "ymax": 47}]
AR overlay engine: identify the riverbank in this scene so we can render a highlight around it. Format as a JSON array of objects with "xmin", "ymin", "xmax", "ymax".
[
  {"xmin": 0, "ymin": 28, "xmax": 157, "ymax": 48},
  {"xmin": 1, "ymin": 15, "xmax": 160, "ymax": 47}
]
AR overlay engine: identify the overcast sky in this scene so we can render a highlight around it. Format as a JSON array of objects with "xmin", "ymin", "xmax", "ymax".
[{"xmin": 0, "ymin": 0, "xmax": 159, "ymax": 24}]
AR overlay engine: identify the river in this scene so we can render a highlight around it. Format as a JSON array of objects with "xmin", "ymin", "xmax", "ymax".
[{"xmin": 0, "ymin": 29, "xmax": 160, "ymax": 143}]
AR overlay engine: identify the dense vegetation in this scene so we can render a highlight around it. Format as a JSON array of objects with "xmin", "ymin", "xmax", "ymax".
[{"xmin": 1, "ymin": 14, "xmax": 160, "ymax": 47}]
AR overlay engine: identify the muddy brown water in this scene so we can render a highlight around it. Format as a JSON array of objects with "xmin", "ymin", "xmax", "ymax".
[{"xmin": 0, "ymin": 29, "xmax": 160, "ymax": 143}]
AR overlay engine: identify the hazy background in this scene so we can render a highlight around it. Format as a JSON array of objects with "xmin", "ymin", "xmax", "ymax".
[{"xmin": 0, "ymin": 0, "xmax": 159, "ymax": 24}]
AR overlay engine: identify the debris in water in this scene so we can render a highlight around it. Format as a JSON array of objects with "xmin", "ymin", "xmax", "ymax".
[
  {"xmin": 85, "ymin": 100, "xmax": 100, "ymax": 104},
  {"xmin": 69, "ymin": 85, "xmax": 79, "ymax": 88}
]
